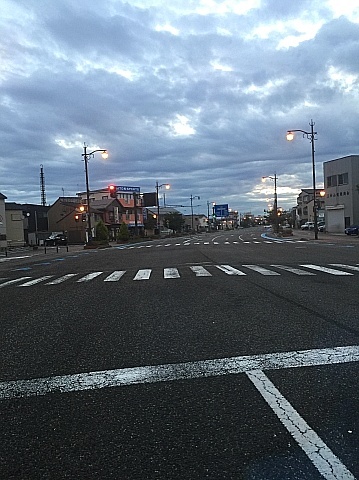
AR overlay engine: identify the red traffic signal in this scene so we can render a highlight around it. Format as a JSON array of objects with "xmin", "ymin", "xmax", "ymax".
[{"xmin": 109, "ymin": 185, "xmax": 117, "ymax": 198}]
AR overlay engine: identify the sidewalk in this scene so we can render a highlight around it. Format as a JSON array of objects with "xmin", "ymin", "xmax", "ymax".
[{"xmin": 262, "ymin": 228, "xmax": 357, "ymax": 243}]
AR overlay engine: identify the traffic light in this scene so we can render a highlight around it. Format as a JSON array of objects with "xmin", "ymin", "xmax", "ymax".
[
  {"xmin": 82, "ymin": 213, "xmax": 86, "ymax": 222},
  {"xmin": 74, "ymin": 214, "xmax": 80, "ymax": 222},
  {"xmin": 109, "ymin": 185, "xmax": 117, "ymax": 198}
]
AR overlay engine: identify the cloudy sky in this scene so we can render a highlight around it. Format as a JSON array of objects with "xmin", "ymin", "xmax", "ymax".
[{"xmin": 1, "ymin": 0, "xmax": 359, "ymax": 215}]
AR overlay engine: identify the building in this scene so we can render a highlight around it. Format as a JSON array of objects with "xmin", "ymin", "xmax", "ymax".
[
  {"xmin": 4, "ymin": 203, "xmax": 26, "ymax": 247},
  {"xmin": 77, "ymin": 188, "xmax": 144, "ymax": 235},
  {"xmin": 296, "ymin": 189, "xmax": 325, "ymax": 227},
  {"xmin": 323, "ymin": 155, "xmax": 359, "ymax": 232},
  {"xmin": 183, "ymin": 214, "xmax": 208, "ymax": 232},
  {"xmin": 0, "ymin": 193, "xmax": 7, "ymax": 250}
]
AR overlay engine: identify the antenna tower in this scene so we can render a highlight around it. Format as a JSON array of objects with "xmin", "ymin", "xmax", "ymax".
[{"xmin": 40, "ymin": 164, "xmax": 46, "ymax": 206}]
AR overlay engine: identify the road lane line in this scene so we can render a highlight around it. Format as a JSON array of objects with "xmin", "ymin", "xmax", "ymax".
[
  {"xmin": 0, "ymin": 277, "xmax": 32, "ymax": 288},
  {"xmin": 216, "ymin": 265, "xmax": 246, "ymax": 275},
  {"xmin": 133, "ymin": 269, "xmax": 152, "ymax": 280},
  {"xmin": 189, "ymin": 266, "xmax": 212, "ymax": 277},
  {"xmin": 164, "ymin": 268, "xmax": 180, "ymax": 279},
  {"xmin": 104, "ymin": 271, "xmax": 126, "ymax": 282},
  {"xmin": 76, "ymin": 272, "xmax": 103, "ymax": 282},
  {"xmin": 2, "ymin": 345, "xmax": 358, "ymax": 400},
  {"xmin": 247, "ymin": 370, "xmax": 355, "ymax": 480},
  {"xmin": 270, "ymin": 265, "xmax": 315, "ymax": 275},
  {"xmin": 19, "ymin": 276, "xmax": 53, "ymax": 287},
  {"xmin": 300, "ymin": 265, "xmax": 353, "ymax": 275},
  {"xmin": 46, "ymin": 274, "xmax": 78, "ymax": 285},
  {"xmin": 242, "ymin": 265, "xmax": 280, "ymax": 275}
]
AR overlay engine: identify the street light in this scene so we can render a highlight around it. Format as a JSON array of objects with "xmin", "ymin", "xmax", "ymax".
[
  {"xmin": 207, "ymin": 201, "xmax": 215, "ymax": 231},
  {"xmin": 82, "ymin": 143, "xmax": 108, "ymax": 244},
  {"xmin": 286, "ymin": 120, "xmax": 318, "ymax": 239},
  {"xmin": 262, "ymin": 174, "xmax": 278, "ymax": 233},
  {"xmin": 190, "ymin": 195, "xmax": 200, "ymax": 231},
  {"xmin": 155, "ymin": 181, "xmax": 170, "ymax": 233}
]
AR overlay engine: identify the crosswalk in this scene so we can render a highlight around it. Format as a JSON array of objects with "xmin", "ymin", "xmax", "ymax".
[
  {"xmin": 0, "ymin": 264, "xmax": 358, "ymax": 289},
  {"xmin": 117, "ymin": 239, "xmax": 306, "ymax": 249}
]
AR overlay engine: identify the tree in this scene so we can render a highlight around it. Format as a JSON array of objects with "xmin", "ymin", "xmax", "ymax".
[
  {"xmin": 117, "ymin": 222, "xmax": 130, "ymax": 241},
  {"xmin": 144, "ymin": 213, "xmax": 157, "ymax": 231},
  {"xmin": 95, "ymin": 220, "xmax": 108, "ymax": 241},
  {"xmin": 163, "ymin": 212, "xmax": 184, "ymax": 233}
]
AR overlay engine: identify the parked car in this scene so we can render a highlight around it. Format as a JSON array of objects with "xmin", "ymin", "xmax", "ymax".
[
  {"xmin": 344, "ymin": 225, "xmax": 359, "ymax": 235},
  {"xmin": 318, "ymin": 223, "xmax": 326, "ymax": 232},
  {"xmin": 45, "ymin": 233, "xmax": 68, "ymax": 246},
  {"xmin": 301, "ymin": 222, "xmax": 314, "ymax": 230}
]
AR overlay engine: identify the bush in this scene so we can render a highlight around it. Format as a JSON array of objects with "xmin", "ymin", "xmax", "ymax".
[
  {"xmin": 117, "ymin": 222, "xmax": 130, "ymax": 242},
  {"xmin": 95, "ymin": 220, "xmax": 109, "ymax": 241}
]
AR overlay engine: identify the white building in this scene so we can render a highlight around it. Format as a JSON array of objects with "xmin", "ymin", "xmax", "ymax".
[{"xmin": 323, "ymin": 155, "xmax": 359, "ymax": 233}]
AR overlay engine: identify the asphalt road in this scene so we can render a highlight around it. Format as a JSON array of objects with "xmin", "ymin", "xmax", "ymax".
[{"xmin": 1, "ymin": 228, "xmax": 358, "ymax": 479}]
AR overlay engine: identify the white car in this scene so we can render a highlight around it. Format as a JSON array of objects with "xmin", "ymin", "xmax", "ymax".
[{"xmin": 301, "ymin": 222, "xmax": 315, "ymax": 230}]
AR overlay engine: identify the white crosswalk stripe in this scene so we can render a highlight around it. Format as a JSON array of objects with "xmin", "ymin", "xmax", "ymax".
[
  {"xmin": 77, "ymin": 272, "xmax": 103, "ymax": 282},
  {"xmin": 46, "ymin": 274, "xmax": 78, "ymax": 285},
  {"xmin": 19, "ymin": 276, "xmax": 53, "ymax": 287},
  {"xmin": 215, "ymin": 265, "xmax": 246, "ymax": 276},
  {"xmin": 164, "ymin": 268, "xmax": 180, "ymax": 279},
  {"xmin": 242, "ymin": 265, "xmax": 280, "ymax": 275},
  {"xmin": 133, "ymin": 269, "xmax": 151, "ymax": 280},
  {"xmin": 329, "ymin": 264, "xmax": 359, "ymax": 272},
  {"xmin": 0, "ymin": 276, "xmax": 32, "ymax": 288},
  {"xmin": 104, "ymin": 271, "xmax": 126, "ymax": 282},
  {"xmin": 300, "ymin": 265, "xmax": 353, "ymax": 275},
  {"xmin": 189, "ymin": 266, "xmax": 212, "ymax": 277},
  {"xmin": 270, "ymin": 265, "xmax": 315, "ymax": 276}
]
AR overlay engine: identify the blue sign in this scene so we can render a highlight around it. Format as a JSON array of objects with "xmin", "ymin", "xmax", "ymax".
[
  {"xmin": 214, "ymin": 204, "xmax": 229, "ymax": 217},
  {"xmin": 116, "ymin": 186, "xmax": 141, "ymax": 193}
]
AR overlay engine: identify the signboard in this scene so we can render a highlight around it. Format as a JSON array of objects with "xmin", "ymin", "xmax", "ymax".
[
  {"xmin": 214, "ymin": 204, "xmax": 229, "ymax": 218},
  {"xmin": 116, "ymin": 185, "xmax": 141, "ymax": 193}
]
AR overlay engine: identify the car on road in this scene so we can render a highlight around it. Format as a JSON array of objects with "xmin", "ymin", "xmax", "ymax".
[
  {"xmin": 318, "ymin": 223, "xmax": 326, "ymax": 232},
  {"xmin": 301, "ymin": 222, "xmax": 314, "ymax": 230},
  {"xmin": 344, "ymin": 225, "xmax": 359, "ymax": 235},
  {"xmin": 44, "ymin": 233, "xmax": 68, "ymax": 246}
]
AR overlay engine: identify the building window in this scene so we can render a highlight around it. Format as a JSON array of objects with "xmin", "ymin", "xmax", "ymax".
[
  {"xmin": 327, "ymin": 175, "xmax": 338, "ymax": 187},
  {"xmin": 338, "ymin": 173, "xmax": 348, "ymax": 185}
]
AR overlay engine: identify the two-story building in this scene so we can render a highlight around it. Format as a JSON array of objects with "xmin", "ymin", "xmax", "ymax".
[
  {"xmin": 296, "ymin": 189, "xmax": 325, "ymax": 227},
  {"xmin": 323, "ymin": 155, "xmax": 359, "ymax": 232}
]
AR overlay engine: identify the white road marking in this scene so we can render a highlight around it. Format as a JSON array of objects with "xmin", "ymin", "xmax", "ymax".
[
  {"xmin": 1, "ymin": 345, "xmax": 358, "ymax": 399},
  {"xmin": 0, "ymin": 277, "xmax": 32, "ymax": 288},
  {"xmin": 18, "ymin": 276, "xmax": 53, "ymax": 287},
  {"xmin": 247, "ymin": 370, "xmax": 355, "ymax": 480},
  {"xmin": 164, "ymin": 268, "xmax": 180, "ymax": 279},
  {"xmin": 300, "ymin": 265, "xmax": 353, "ymax": 276},
  {"xmin": 104, "ymin": 271, "xmax": 126, "ymax": 282},
  {"xmin": 329, "ymin": 264, "xmax": 359, "ymax": 272},
  {"xmin": 76, "ymin": 272, "xmax": 103, "ymax": 282},
  {"xmin": 189, "ymin": 266, "xmax": 212, "ymax": 277},
  {"xmin": 270, "ymin": 265, "xmax": 315, "ymax": 275},
  {"xmin": 46, "ymin": 274, "xmax": 78, "ymax": 285},
  {"xmin": 242, "ymin": 265, "xmax": 280, "ymax": 275},
  {"xmin": 133, "ymin": 269, "xmax": 151, "ymax": 280},
  {"xmin": 0, "ymin": 255, "xmax": 31, "ymax": 262},
  {"xmin": 216, "ymin": 265, "xmax": 246, "ymax": 275}
]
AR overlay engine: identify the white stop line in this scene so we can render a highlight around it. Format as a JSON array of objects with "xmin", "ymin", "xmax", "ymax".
[{"xmin": 1, "ymin": 345, "xmax": 358, "ymax": 479}]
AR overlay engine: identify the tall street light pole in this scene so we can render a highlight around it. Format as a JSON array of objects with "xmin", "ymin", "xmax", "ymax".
[
  {"xmin": 155, "ymin": 181, "xmax": 170, "ymax": 234},
  {"xmin": 262, "ymin": 174, "xmax": 278, "ymax": 233},
  {"xmin": 82, "ymin": 143, "xmax": 108, "ymax": 245},
  {"xmin": 287, "ymin": 120, "xmax": 318, "ymax": 239},
  {"xmin": 207, "ymin": 201, "xmax": 214, "ymax": 232},
  {"xmin": 190, "ymin": 195, "xmax": 200, "ymax": 231}
]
